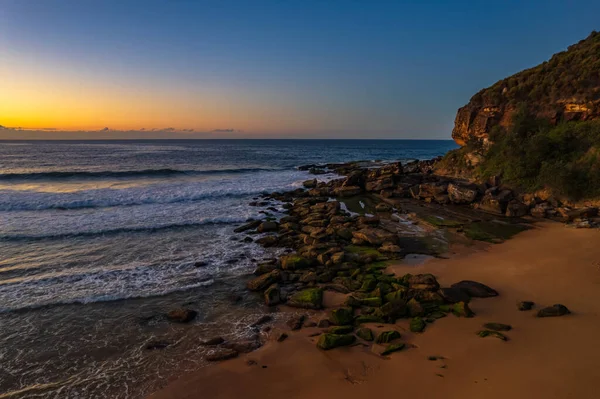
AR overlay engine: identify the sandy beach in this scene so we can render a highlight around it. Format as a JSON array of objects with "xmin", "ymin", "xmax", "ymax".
[{"xmin": 151, "ymin": 221, "xmax": 600, "ymax": 399}]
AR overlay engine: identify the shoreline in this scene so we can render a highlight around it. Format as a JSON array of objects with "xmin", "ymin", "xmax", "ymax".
[{"xmin": 151, "ymin": 221, "xmax": 600, "ymax": 398}]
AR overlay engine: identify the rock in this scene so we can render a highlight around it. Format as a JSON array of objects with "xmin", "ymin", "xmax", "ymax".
[
  {"xmin": 257, "ymin": 221, "xmax": 279, "ymax": 233},
  {"xmin": 145, "ymin": 340, "xmax": 171, "ymax": 350},
  {"xmin": 354, "ymin": 315, "xmax": 385, "ymax": 325},
  {"xmin": 352, "ymin": 228, "xmax": 392, "ymax": 246},
  {"xmin": 201, "ymin": 336, "xmax": 225, "ymax": 346},
  {"xmin": 356, "ymin": 327, "xmax": 374, "ymax": 341},
  {"xmin": 447, "ymin": 182, "xmax": 479, "ymax": 204},
  {"xmin": 334, "ymin": 186, "xmax": 362, "ymax": 197},
  {"xmin": 206, "ymin": 348, "xmax": 239, "ymax": 362},
  {"xmin": 451, "ymin": 280, "xmax": 498, "ymax": 298},
  {"xmin": 380, "ymin": 343, "xmax": 405, "ymax": 356},
  {"xmin": 330, "ymin": 308, "xmax": 354, "ymax": 326},
  {"xmin": 483, "ymin": 322, "xmax": 512, "ymax": 331},
  {"xmin": 287, "ymin": 288, "xmax": 323, "ymax": 309},
  {"xmin": 286, "ymin": 314, "xmax": 306, "ymax": 330},
  {"xmin": 233, "ymin": 220, "xmax": 261, "ymax": 233},
  {"xmin": 328, "ymin": 325, "xmax": 354, "ymax": 334},
  {"xmin": 517, "ymin": 301, "xmax": 535, "ymax": 311},
  {"xmin": 376, "ymin": 330, "xmax": 401, "ymax": 344},
  {"xmin": 166, "ymin": 308, "xmax": 197, "ymax": 323},
  {"xmin": 254, "ymin": 262, "xmax": 276, "ymax": 275},
  {"xmin": 505, "ymin": 200, "xmax": 529, "ymax": 217},
  {"xmin": 222, "ymin": 340, "xmax": 262, "ymax": 353},
  {"xmin": 407, "ymin": 298, "xmax": 424, "ymax": 317},
  {"xmin": 194, "ymin": 261, "xmax": 209, "ymax": 267},
  {"xmin": 408, "ymin": 274, "xmax": 440, "ymax": 291},
  {"xmin": 438, "ymin": 287, "xmax": 470, "ymax": 303},
  {"xmin": 302, "ymin": 179, "xmax": 317, "ymax": 188},
  {"xmin": 276, "ymin": 332, "xmax": 288, "ymax": 342},
  {"xmin": 537, "ymin": 304, "xmax": 571, "ymax": 317},
  {"xmin": 418, "ymin": 182, "xmax": 448, "ymax": 199},
  {"xmin": 317, "ymin": 334, "xmax": 356, "ymax": 350},
  {"xmin": 255, "ymin": 235, "xmax": 278, "ymax": 247},
  {"xmin": 375, "ymin": 203, "xmax": 393, "ymax": 212},
  {"xmin": 477, "ymin": 330, "xmax": 509, "ymax": 341},
  {"xmin": 317, "ymin": 318, "xmax": 331, "ymax": 328},
  {"xmin": 280, "ymin": 255, "xmax": 312, "ymax": 270},
  {"xmin": 410, "ymin": 317, "xmax": 426, "ymax": 333},
  {"xmin": 452, "ymin": 301, "xmax": 475, "ymax": 317},
  {"xmin": 264, "ymin": 284, "xmax": 281, "ymax": 306},
  {"xmin": 247, "ymin": 270, "xmax": 280, "ymax": 291},
  {"xmin": 379, "ymin": 243, "xmax": 402, "ymax": 253},
  {"xmin": 251, "ymin": 315, "xmax": 273, "ymax": 327}
]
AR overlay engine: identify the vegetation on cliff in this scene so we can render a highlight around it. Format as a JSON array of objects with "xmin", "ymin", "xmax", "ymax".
[{"xmin": 473, "ymin": 31, "xmax": 600, "ymax": 106}]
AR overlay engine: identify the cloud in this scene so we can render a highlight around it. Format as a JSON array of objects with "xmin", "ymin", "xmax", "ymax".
[
  {"xmin": 211, "ymin": 128, "xmax": 236, "ymax": 133},
  {"xmin": 162, "ymin": 127, "xmax": 176, "ymax": 132},
  {"xmin": 100, "ymin": 127, "xmax": 110, "ymax": 132},
  {"xmin": 182, "ymin": 128, "xmax": 195, "ymax": 132}
]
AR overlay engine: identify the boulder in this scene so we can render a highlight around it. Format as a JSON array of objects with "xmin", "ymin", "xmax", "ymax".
[
  {"xmin": 418, "ymin": 182, "xmax": 448, "ymax": 199},
  {"xmin": 408, "ymin": 274, "xmax": 440, "ymax": 291},
  {"xmin": 280, "ymin": 255, "xmax": 312, "ymax": 270},
  {"xmin": 334, "ymin": 186, "xmax": 362, "ymax": 197},
  {"xmin": 452, "ymin": 301, "xmax": 474, "ymax": 317},
  {"xmin": 264, "ymin": 284, "xmax": 281, "ymax": 306},
  {"xmin": 233, "ymin": 220, "xmax": 261, "ymax": 233},
  {"xmin": 317, "ymin": 334, "xmax": 356, "ymax": 350},
  {"xmin": 410, "ymin": 317, "xmax": 426, "ymax": 333},
  {"xmin": 451, "ymin": 280, "xmax": 498, "ymax": 298},
  {"xmin": 330, "ymin": 307, "xmax": 354, "ymax": 326},
  {"xmin": 505, "ymin": 200, "xmax": 529, "ymax": 217},
  {"xmin": 407, "ymin": 298, "xmax": 424, "ymax": 317},
  {"xmin": 257, "ymin": 221, "xmax": 279, "ymax": 233},
  {"xmin": 447, "ymin": 183, "xmax": 479, "ymax": 204},
  {"xmin": 379, "ymin": 243, "xmax": 401, "ymax": 253},
  {"xmin": 537, "ymin": 304, "xmax": 571, "ymax": 317},
  {"xmin": 287, "ymin": 288, "xmax": 323, "ymax": 309},
  {"xmin": 166, "ymin": 308, "xmax": 197, "ymax": 323},
  {"xmin": 375, "ymin": 203, "xmax": 393, "ymax": 212},
  {"xmin": 328, "ymin": 326, "xmax": 354, "ymax": 334},
  {"xmin": 302, "ymin": 179, "xmax": 317, "ymax": 188},
  {"xmin": 286, "ymin": 314, "xmax": 306, "ymax": 330},
  {"xmin": 438, "ymin": 287, "xmax": 470, "ymax": 303},
  {"xmin": 247, "ymin": 270, "xmax": 281, "ymax": 291},
  {"xmin": 206, "ymin": 348, "xmax": 239, "ymax": 362},
  {"xmin": 352, "ymin": 228, "xmax": 397, "ymax": 246},
  {"xmin": 255, "ymin": 235, "xmax": 278, "ymax": 247},
  {"xmin": 375, "ymin": 330, "xmax": 401, "ymax": 344},
  {"xmin": 356, "ymin": 327, "xmax": 374, "ymax": 341}
]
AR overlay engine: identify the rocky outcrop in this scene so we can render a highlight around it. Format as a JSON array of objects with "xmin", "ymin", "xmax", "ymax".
[{"xmin": 452, "ymin": 31, "xmax": 600, "ymax": 146}]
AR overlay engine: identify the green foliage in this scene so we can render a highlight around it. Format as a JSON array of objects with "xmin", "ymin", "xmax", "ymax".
[
  {"xmin": 471, "ymin": 31, "xmax": 600, "ymax": 106},
  {"xmin": 479, "ymin": 111, "xmax": 600, "ymax": 199}
]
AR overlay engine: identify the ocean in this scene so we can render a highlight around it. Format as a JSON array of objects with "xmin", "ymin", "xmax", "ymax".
[{"xmin": 0, "ymin": 139, "xmax": 457, "ymax": 398}]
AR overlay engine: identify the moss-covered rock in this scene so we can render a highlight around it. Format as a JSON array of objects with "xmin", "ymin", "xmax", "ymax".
[
  {"xmin": 477, "ymin": 330, "xmax": 509, "ymax": 341},
  {"xmin": 317, "ymin": 333, "xmax": 356, "ymax": 350},
  {"xmin": 280, "ymin": 254, "xmax": 312, "ymax": 270},
  {"xmin": 376, "ymin": 330, "xmax": 401, "ymax": 344},
  {"xmin": 356, "ymin": 327, "xmax": 374, "ymax": 341},
  {"xmin": 330, "ymin": 307, "xmax": 354, "ymax": 325},
  {"xmin": 410, "ymin": 317, "xmax": 426, "ymax": 333},
  {"xmin": 452, "ymin": 301, "xmax": 474, "ymax": 317},
  {"xmin": 354, "ymin": 315, "xmax": 385, "ymax": 325},
  {"xmin": 360, "ymin": 277, "xmax": 378, "ymax": 292},
  {"xmin": 345, "ymin": 296, "xmax": 363, "ymax": 308},
  {"xmin": 329, "ymin": 325, "xmax": 354, "ymax": 334},
  {"xmin": 385, "ymin": 289, "xmax": 406, "ymax": 303},
  {"xmin": 288, "ymin": 288, "xmax": 323, "ymax": 309},
  {"xmin": 377, "ymin": 300, "xmax": 407, "ymax": 322},
  {"xmin": 380, "ymin": 343, "xmax": 405, "ymax": 356},
  {"xmin": 361, "ymin": 297, "xmax": 383, "ymax": 307}
]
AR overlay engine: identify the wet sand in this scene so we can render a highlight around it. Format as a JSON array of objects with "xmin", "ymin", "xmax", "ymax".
[{"xmin": 151, "ymin": 221, "xmax": 600, "ymax": 399}]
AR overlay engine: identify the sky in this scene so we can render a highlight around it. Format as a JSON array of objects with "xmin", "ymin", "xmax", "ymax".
[{"xmin": 1, "ymin": 0, "xmax": 599, "ymax": 139}]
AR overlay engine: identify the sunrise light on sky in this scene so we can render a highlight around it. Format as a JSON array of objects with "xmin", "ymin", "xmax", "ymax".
[{"xmin": 1, "ymin": 0, "xmax": 599, "ymax": 139}]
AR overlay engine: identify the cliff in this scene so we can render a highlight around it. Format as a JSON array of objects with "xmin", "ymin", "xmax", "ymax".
[{"xmin": 452, "ymin": 31, "xmax": 600, "ymax": 146}]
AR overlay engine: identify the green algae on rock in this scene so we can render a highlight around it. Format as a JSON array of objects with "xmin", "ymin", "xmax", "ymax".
[
  {"xmin": 410, "ymin": 317, "xmax": 426, "ymax": 333},
  {"xmin": 380, "ymin": 343, "xmax": 405, "ymax": 356},
  {"xmin": 317, "ymin": 333, "xmax": 356, "ymax": 350},
  {"xmin": 328, "ymin": 325, "xmax": 354, "ymax": 334},
  {"xmin": 452, "ymin": 301, "xmax": 475, "ymax": 317},
  {"xmin": 330, "ymin": 307, "xmax": 354, "ymax": 325},
  {"xmin": 376, "ymin": 330, "xmax": 401, "ymax": 344},
  {"xmin": 280, "ymin": 254, "xmax": 312, "ymax": 270},
  {"xmin": 287, "ymin": 288, "xmax": 323, "ymax": 309}
]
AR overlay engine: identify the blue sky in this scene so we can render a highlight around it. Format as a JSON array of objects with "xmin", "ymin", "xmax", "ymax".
[{"xmin": 1, "ymin": 0, "xmax": 599, "ymax": 139}]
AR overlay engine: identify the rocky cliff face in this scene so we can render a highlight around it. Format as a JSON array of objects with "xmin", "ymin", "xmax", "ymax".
[{"xmin": 452, "ymin": 31, "xmax": 600, "ymax": 146}]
